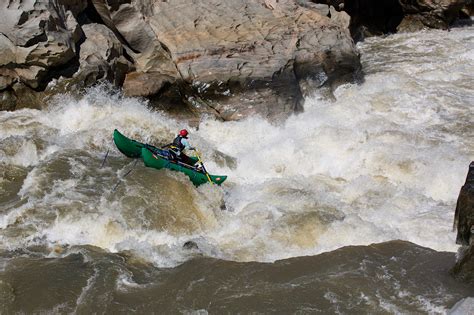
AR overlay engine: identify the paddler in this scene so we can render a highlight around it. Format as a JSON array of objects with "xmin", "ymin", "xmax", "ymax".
[{"xmin": 167, "ymin": 129, "xmax": 198, "ymax": 167}]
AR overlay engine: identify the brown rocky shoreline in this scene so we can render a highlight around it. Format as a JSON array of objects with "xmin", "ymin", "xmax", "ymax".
[{"xmin": 1, "ymin": 0, "xmax": 472, "ymax": 120}]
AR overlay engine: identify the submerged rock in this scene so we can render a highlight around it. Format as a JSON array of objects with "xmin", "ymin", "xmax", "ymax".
[
  {"xmin": 183, "ymin": 241, "xmax": 199, "ymax": 250},
  {"xmin": 452, "ymin": 161, "xmax": 474, "ymax": 283}
]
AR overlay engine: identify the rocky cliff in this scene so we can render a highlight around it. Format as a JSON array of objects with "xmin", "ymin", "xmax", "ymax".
[
  {"xmin": 0, "ymin": 0, "xmax": 360, "ymax": 120},
  {"xmin": 0, "ymin": 0, "xmax": 471, "ymax": 119},
  {"xmin": 452, "ymin": 162, "xmax": 474, "ymax": 283}
]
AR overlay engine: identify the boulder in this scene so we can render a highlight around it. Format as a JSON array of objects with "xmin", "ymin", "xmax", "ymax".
[
  {"xmin": 0, "ymin": 0, "xmax": 80, "ymax": 67},
  {"xmin": 91, "ymin": 0, "xmax": 178, "ymax": 96},
  {"xmin": 183, "ymin": 241, "xmax": 199, "ymax": 250},
  {"xmin": 11, "ymin": 82, "xmax": 47, "ymax": 110},
  {"xmin": 398, "ymin": 0, "xmax": 467, "ymax": 31},
  {"xmin": 74, "ymin": 23, "xmax": 132, "ymax": 87},
  {"xmin": 0, "ymin": 0, "xmax": 88, "ymax": 109},
  {"xmin": 452, "ymin": 161, "xmax": 474, "ymax": 283},
  {"xmin": 123, "ymin": 71, "xmax": 175, "ymax": 97},
  {"xmin": 0, "ymin": 34, "xmax": 34, "ymax": 67},
  {"xmin": 111, "ymin": 0, "xmax": 360, "ymax": 120},
  {"xmin": 14, "ymin": 66, "xmax": 48, "ymax": 89},
  {"xmin": 396, "ymin": 15, "xmax": 428, "ymax": 33}
]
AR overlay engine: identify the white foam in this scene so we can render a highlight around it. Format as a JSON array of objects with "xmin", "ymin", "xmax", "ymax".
[
  {"xmin": 74, "ymin": 267, "xmax": 99, "ymax": 310},
  {"xmin": 0, "ymin": 28, "xmax": 473, "ymax": 266},
  {"xmin": 196, "ymin": 27, "xmax": 473, "ymax": 260}
]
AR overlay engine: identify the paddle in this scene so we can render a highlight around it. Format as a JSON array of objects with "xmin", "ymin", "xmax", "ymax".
[
  {"xmin": 100, "ymin": 149, "xmax": 109, "ymax": 168},
  {"xmin": 194, "ymin": 149, "xmax": 213, "ymax": 185}
]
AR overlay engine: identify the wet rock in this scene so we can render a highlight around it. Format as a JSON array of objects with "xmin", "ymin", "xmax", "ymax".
[
  {"xmin": 454, "ymin": 162, "xmax": 474, "ymax": 246},
  {"xmin": 452, "ymin": 161, "xmax": 474, "ymax": 283},
  {"xmin": 452, "ymin": 245, "xmax": 474, "ymax": 283},
  {"xmin": 183, "ymin": 241, "xmax": 199, "ymax": 250}
]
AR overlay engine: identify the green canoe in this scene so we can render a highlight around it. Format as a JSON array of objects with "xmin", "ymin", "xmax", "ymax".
[
  {"xmin": 113, "ymin": 129, "xmax": 227, "ymax": 186},
  {"xmin": 141, "ymin": 148, "xmax": 227, "ymax": 186},
  {"xmin": 113, "ymin": 129, "xmax": 146, "ymax": 158}
]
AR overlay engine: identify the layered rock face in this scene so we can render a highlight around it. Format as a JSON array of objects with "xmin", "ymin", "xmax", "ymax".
[
  {"xmin": 121, "ymin": 0, "xmax": 360, "ymax": 120},
  {"xmin": 0, "ymin": 0, "xmax": 360, "ymax": 121},
  {"xmin": 452, "ymin": 162, "xmax": 474, "ymax": 283}
]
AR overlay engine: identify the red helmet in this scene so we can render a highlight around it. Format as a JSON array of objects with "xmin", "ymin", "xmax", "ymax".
[{"xmin": 179, "ymin": 129, "xmax": 188, "ymax": 137}]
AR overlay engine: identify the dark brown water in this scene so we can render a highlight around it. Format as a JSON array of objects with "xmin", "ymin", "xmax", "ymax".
[{"xmin": 1, "ymin": 241, "xmax": 472, "ymax": 314}]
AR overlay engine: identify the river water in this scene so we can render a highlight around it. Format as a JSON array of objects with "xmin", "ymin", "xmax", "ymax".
[{"xmin": 1, "ymin": 27, "xmax": 473, "ymax": 313}]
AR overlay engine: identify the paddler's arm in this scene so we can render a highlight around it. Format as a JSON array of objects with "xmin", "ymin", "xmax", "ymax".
[{"xmin": 181, "ymin": 138, "xmax": 195, "ymax": 151}]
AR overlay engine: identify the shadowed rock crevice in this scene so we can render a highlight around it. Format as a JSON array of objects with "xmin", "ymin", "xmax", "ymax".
[
  {"xmin": 32, "ymin": 57, "xmax": 82, "ymax": 91},
  {"xmin": 311, "ymin": 0, "xmax": 471, "ymax": 41},
  {"xmin": 345, "ymin": 0, "xmax": 404, "ymax": 40}
]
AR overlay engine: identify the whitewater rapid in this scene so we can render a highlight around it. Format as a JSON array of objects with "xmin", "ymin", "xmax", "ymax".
[{"xmin": 0, "ymin": 27, "xmax": 473, "ymax": 267}]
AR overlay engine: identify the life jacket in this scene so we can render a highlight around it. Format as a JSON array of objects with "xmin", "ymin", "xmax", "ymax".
[{"xmin": 170, "ymin": 135, "xmax": 185, "ymax": 152}]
